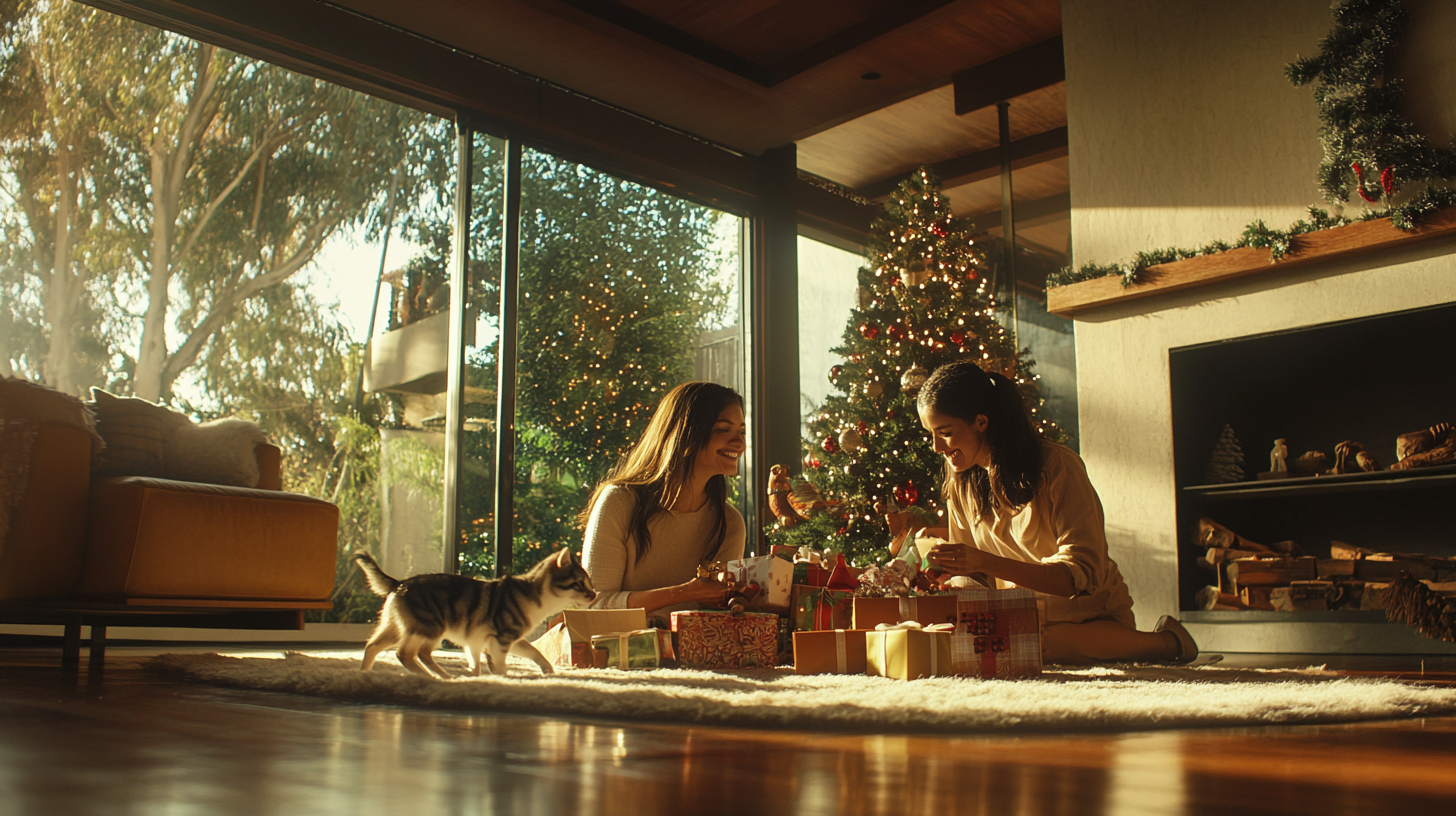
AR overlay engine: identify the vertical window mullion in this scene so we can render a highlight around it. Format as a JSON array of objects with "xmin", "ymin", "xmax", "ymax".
[{"xmin": 493, "ymin": 138, "xmax": 524, "ymax": 577}]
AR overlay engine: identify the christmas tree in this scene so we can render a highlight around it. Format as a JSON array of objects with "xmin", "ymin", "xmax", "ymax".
[
  {"xmin": 1203, "ymin": 424, "xmax": 1246, "ymax": 485},
  {"xmin": 768, "ymin": 168, "xmax": 1056, "ymax": 565}
]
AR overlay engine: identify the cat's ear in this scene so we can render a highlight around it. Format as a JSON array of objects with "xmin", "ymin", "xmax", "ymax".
[{"xmin": 554, "ymin": 548, "xmax": 574, "ymax": 569}]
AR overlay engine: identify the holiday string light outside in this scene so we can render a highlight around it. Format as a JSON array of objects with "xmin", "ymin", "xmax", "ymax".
[{"xmin": 767, "ymin": 167, "xmax": 1060, "ymax": 564}]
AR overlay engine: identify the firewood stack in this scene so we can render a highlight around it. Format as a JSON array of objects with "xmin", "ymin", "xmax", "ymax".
[{"xmin": 1194, "ymin": 518, "xmax": 1456, "ymax": 640}]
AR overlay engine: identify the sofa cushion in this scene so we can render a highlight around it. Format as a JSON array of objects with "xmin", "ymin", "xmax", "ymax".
[{"xmin": 79, "ymin": 476, "xmax": 339, "ymax": 603}]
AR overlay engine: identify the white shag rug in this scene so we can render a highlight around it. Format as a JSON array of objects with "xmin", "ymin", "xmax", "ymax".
[{"xmin": 151, "ymin": 651, "xmax": 1456, "ymax": 734}]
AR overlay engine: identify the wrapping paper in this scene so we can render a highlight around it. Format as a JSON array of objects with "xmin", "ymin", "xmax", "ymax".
[
  {"xmin": 851, "ymin": 594, "xmax": 959, "ymax": 630},
  {"xmin": 589, "ymin": 629, "xmax": 675, "ymax": 670},
  {"xmin": 723, "ymin": 554, "xmax": 795, "ymax": 608},
  {"xmin": 669, "ymin": 610, "xmax": 780, "ymax": 669},
  {"xmin": 792, "ymin": 629, "xmax": 870, "ymax": 675},
  {"xmin": 949, "ymin": 588, "xmax": 1042, "ymax": 679},
  {"xmin": 865, "ymin": 623, "xmax": 955, "ymax": 680},
  {"xmin": 531, "ymin": 608, "xmax": 649, "ymax": 669},
  {"xmin": 791, "ymin": 585, "xmax": 855, "ymax": 631}
]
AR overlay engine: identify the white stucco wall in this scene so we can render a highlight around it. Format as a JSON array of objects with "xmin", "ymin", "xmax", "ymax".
[{"xmin": 1063, "ymin": 0, "xmax": 1456, "ymax": 627}]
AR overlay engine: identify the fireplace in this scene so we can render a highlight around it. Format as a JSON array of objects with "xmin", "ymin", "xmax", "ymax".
[{"xmin": 1168, "ymin": 302, "xmax": 1456, "ymax": 653}]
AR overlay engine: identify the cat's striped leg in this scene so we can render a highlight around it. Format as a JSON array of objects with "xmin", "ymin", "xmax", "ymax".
[
  {"xmin": 509, "ymin": 639, "xmax": 554, "ymax": 675},
  {"xmin": 396, "ymin": 637, "xmax": 434, "ymax": 677},
  {"xmin": 484, "ymin": 639, "xmax": 511, "ymax": 676},
  {"xmin": 417, "ymin": 643, "xmax": 452, "ymax": 679}
]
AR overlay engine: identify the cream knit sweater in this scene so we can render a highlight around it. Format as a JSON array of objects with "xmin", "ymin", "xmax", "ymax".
[{"xmin": 582, "ymin": 485, "xmax": 746, "ymax": 610}]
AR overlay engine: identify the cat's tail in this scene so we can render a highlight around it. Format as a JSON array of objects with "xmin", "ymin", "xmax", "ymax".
[{"xmin": 352, "ymin": 552, "xmax": 399, "ymax": 596}]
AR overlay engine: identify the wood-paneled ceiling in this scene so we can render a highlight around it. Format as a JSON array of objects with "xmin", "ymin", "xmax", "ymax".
[{"xmin": 331, "ymin": 0, "xmax": 1071, "ymax": 260}]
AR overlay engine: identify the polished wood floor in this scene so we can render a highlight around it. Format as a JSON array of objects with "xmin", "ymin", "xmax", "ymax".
[{"xmin": 2, "ymin": 642, "xmax": 1456, "ymax": 816}]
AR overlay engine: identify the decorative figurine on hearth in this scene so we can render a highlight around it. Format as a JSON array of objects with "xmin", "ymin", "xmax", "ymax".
[
  {"xmin": 1270, "ymin": 439, "xmax": 1288, "ymax": 474},
  {"xmin": 1390, "ymin": 422, "xmax": 1456, "ymax": 471},
  {"xmin": 1333, "ymin": 440, "xmax": 1381, "ymax": 474}
]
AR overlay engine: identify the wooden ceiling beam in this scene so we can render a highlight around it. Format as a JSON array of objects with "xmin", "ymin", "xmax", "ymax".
[
  {"xmin": 953, "ymin": 36, "xmax": 1064, "ymax": 116},
  {"xmin": 854, "ymin": 126, "xmax": 1068, "ymax": 200},
  {"xmin": 550, "ymin": 0, "xmax": 958, "ymax": 88}
]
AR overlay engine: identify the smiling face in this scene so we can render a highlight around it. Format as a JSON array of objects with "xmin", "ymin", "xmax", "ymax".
[
  {"xmin": 918, "ymin": 406, "xmax": 990, "ymax": 473},
  {"xmin": 692, "ymin": 402, "xmax": 747, "ymax": 478}
]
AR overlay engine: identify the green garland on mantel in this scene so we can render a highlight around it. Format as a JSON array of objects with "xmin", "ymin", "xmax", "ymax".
[{"xmin": 1050, "ymin": 0, "xmax": 1456, "ymax": 290}]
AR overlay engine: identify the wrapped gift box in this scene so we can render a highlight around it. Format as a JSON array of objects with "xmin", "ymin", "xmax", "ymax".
[
  {"xmin": 723, "ymin": 554, "xmax": 795, "ymax": 609},
  {"xmin": 792, "ymin": 629, "xmax": 870, "ymax": 675},
  {"xmin": 851, "ymin": 594, "xmax": 959, "ymax": 630},
  {"xmin": 670, "ymin": 610, "xmax": 779, "ymax": 669},
  {"xmin": 532, "ymin": 608, "xmax": 647, "ymax": 669},
  {"xmin": 590, "ymin": 628, "xmax": 675, "ymax": 670},
  {"xmin": 950, "ymin": 588, "xmax": 1042, "ymax": 679},
  {"xmin": 791, "ymin": 585, "xmax": 855, "ymax": 631},
  {"xmin": 865, "ymin": 625, "xmax": 955, "ymax": 680}
]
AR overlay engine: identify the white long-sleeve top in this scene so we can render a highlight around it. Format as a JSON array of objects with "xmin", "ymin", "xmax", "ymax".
[
  {"xmin": 947, "ymin": 440, "xmax": 1136, "ymax": 627},
  {"xmin": 581, "ymin": 485, "xmax": 745, "ymax": 610}
]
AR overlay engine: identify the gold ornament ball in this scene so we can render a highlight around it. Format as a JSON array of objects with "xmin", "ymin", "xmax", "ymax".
[
  {"xmin": 866, "ymin": 382, "xmax": 884, "ymax": 399},
  {"xmin": 839, "ymin": 428, "xmax": 865, "ymax": 453},
  {"xmin": 901, "ymin": 366, "xmax": 930, "ymax": 397}
]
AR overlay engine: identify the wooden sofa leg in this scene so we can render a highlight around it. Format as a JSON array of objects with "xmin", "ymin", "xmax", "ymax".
[
  {"xmin": 88, "ymin": 624, "xmax": 107, "ymax": 671},
  {"xmin": 61, "ymin": 616, "xmax": 82, "ymax": 671}
]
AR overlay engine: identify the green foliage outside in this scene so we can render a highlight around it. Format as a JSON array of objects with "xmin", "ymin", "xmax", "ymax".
[
  {"xmin": 766, "ymin": 168, "xmax": 1056, "ymax": 567},
  {"xmin": 0, "ymin": 3, "xmax": 735, "ymax": 620}
]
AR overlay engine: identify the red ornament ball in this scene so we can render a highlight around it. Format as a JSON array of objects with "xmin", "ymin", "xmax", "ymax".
[
  {"xmin": 887, "ymin": 324, "xmax": 906, "ymax": 341},
  {"xmin": 859, "ymin": 324, "xmax": 880, "ymax": 340},
  {"xmin": 930, "ymin": 222, "xmax": 949, "ymax": 238},
  {"xmin": 950, "ymin": 331, "xmax": 965, "ymax": 346},
  {"xmin": 822, "ymin": 435, "xmax": 840, "ymax": 454},
  {"xmin": 856, "ymin": 420, "xmax": 869, "ymax": 434},
  {"xmin": 893, "ymin": 481, "xmax": 919, "ymax": 507},
  {"xmin": 829, "ymin": 364, "xmax": 843, "ymax": 382}
]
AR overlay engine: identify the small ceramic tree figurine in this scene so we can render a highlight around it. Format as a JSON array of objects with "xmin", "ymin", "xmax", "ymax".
[{"xmin": 1270, "ymin": 439, "xmax": 1288, "ymax": 474}]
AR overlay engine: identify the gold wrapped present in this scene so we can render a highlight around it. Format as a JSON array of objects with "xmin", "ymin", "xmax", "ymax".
[
  {"xmin": 792, "ymin": 629, "xmax": 869, "ymax": 675},
  {"xmin": 589, "ymin": 628, "xmax": 675, "ymax": 670},
  {"xmin": 865, "ymin": 622, "xmax": 955, "ymax": 680}
]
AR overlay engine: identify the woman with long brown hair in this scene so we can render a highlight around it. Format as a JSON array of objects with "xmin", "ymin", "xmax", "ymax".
[
  {"xmin": 580, "ymin": 381, "xmax": 747, "ymax": 613},
  {"xmin": 891, "ymin": 361, "xmax": 1200, "ymax": 664}
]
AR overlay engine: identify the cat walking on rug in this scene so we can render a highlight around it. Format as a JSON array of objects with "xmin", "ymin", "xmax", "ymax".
[{"xmin": 353, "ymin": 549, "xmax": 596, "ymax": 679}]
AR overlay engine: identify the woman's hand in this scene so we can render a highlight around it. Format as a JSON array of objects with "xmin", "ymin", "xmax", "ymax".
[
  {"xmin": 926, "ymin": 542, "xmax": 986, "ymax": 576},
  {"xmin": 683, "ymin": 575, "xmax": 736, "ymax": 605}
]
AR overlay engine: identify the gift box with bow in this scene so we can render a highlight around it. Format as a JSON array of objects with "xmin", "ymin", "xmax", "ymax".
[
  {"xmin": 722, "ymin": 554, "xmax": 795, "ymax": 609},
  {"xmin": 851, "ymin": 594, "xmax": 959, "ymax": 630},
  {"xmin": 790, "ymin": 585, "xmax": 855, "ymax": 631},
  {"xmin": 865, "ymin": 621, "xmax": 956, "ymax": 680},
  {"xmin": 950, "ymin": 587, "xmax": 1042, "ymax": 679},
  {"xmin": 531, "ymin": 608, "xmax": 649, "ymax": 669}
]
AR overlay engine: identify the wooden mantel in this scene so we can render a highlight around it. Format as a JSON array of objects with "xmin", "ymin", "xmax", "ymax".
[{"xmin": 1046, "ymin": 207, "xmax": 1456, "ymax": 318}]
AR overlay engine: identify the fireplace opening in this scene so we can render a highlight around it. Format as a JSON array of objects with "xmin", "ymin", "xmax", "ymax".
[{"xmin": 1169, "ymin": 301, "xmax": 1456, "ymax": 619}]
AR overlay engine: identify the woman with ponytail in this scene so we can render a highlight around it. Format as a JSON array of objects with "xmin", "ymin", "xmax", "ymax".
[{"xmin": 891, "ymin": 361, "xmax": 1200, "ymax": 664}]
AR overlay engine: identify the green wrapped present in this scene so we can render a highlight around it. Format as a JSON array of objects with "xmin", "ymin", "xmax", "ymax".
[
  {"xmin": 791, "ymin": 585, "xmax": 855, "ymax": 631},
  {"xmin": 590, "ymin": 629, "xmax": 674, "ymax": 670}
]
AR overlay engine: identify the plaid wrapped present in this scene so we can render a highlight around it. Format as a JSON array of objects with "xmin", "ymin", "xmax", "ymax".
[
  {"xmin": 791, "ymin": 585, "xmax": 855, "ymax": 631},
  {"xmin": 792, "ymin": 628, "xmax": 869, "ymax": 675},
  {"xmin": 949, "ymin": 588, "xmax": 1042, "ymax": 679},
  {"xmin": 865, "ymin": 623, "xmax": 955, "ymax": 680},
  {"xmin": 723, "ymin": 554, "xmax": 795, "ymax": 608},
  {"xmin": 851, "ymin": 594, "xmax": 959, "ymax": 630},
  {"xmin": 670, "ymin": 610, "xmax": 779, "ymax": 669},
  {"xmin": 590, "ymin": 629, "xmax": 675, "ymax": 670}
]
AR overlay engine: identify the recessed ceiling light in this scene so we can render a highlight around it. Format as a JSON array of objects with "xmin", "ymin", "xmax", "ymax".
[{"xmin": 861, "ymin": 71, "xmax": 882, "ymax": 81}]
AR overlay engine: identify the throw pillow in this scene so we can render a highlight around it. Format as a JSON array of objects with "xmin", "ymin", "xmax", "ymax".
[{"xmin": 89, "ymin": 389, "xmax": 268, "ymax": 487}]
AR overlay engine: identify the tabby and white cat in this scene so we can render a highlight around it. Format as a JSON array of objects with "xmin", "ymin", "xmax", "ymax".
[{"xmin": 353, "ymin": 548, "xmax": 596, "ymax": 679}]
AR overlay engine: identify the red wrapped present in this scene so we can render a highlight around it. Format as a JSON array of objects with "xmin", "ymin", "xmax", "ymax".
[
  {"xmin": 949, "ymin": 588, "xmax": 1042, "ymax": 679},
  {"xmin": 669, "ymin": 610, "xmax": 779, "ymax": 669},
  {"xmin": 790, "ymin": 585, "xmax": 854, "ymax": 631},
  {"xmin": 851, "ymin": 594, "xmax": 959, "ymax": 630}
]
